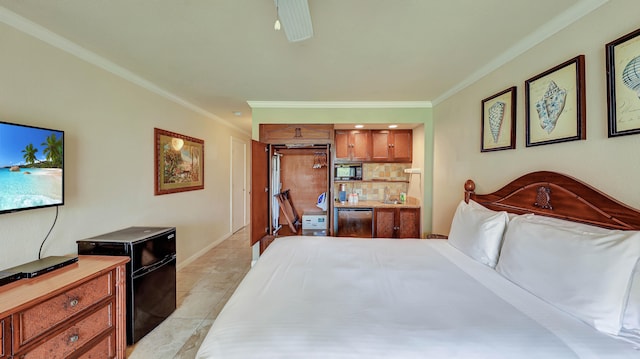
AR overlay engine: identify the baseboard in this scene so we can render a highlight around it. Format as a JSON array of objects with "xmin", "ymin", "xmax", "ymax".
[{"xmin": 176, "ymin": 232, "xmax": 232, "ymax": 270}]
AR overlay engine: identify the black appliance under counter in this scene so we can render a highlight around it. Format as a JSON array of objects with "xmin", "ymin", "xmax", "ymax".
[
  {"xmin": 335, "ymin": 207, "xmax": 373, "ymax": 237},
  {"xmin": 77, "ymin": 226, "xmax": 176, "ymax": 345}
]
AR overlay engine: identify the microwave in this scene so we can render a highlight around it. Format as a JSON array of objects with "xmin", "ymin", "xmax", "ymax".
[{"xmin": 335, "ymin": 163, "xmax": 362, "ymax": 181}]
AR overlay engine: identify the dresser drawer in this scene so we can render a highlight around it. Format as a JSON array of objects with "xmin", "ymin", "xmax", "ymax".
[
  {"xmin": 18, "ymin": 302, "xmax": 113, "ymax": 359},
  {"xmin": 16, "ymin": 272, "xmax": 113, "ymax": 347},
  {"xmin": 77, "ymin": 332, "xmax": 115, "ymax": 359},
  {"xmin": 1, "ymin": 316, "xmax": 9, "ymax": 359}
]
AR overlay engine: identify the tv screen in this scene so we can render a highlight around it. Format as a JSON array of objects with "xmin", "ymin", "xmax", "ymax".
[{"xmin": 0, "ymin": 121, "xmax": 64, "ymax": 214}]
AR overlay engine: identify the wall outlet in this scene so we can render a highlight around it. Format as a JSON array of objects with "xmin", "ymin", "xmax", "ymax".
[{"xmin": 404, "ymin": 168, "xmax": 422, "ymax": 174}]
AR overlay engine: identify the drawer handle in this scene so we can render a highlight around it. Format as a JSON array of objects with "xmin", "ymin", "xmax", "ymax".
[
  {"xmin": 69, "ymin": 298, "xmax": 79, "ymax": 307},
  {"xmin": 69, "ymin": 334, "xmax": 79, "ymax": 343}
]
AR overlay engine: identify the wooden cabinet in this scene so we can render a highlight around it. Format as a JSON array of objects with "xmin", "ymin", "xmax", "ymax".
[
  {"xmin": 0, "ymin": 256, "xmax": 128, "ymax": 359},
  {"xmin": 374, "ymin": 207, "xmax": 420, "ymax": 238},
  {"xmin": 336, "ymin": 129, "xmax": 412, "ymax": 163},
  {"xmin": 260, "ymin": 124, "xmax": 334, "ymax": 145},
  {"xmin": 371, "ymin": 130, "xmax": 412, "ymax": 162},
  {"xmin": 335, "ymin": 130, "xmax": 371, "ymax": 162}
]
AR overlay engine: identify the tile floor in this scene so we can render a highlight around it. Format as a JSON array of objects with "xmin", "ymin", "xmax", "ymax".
[{"xmin": 126, "ymin": 227, "xmax": 252, "ymax": 358}]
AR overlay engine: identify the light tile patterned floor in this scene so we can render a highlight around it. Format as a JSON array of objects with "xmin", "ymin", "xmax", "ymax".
[{"xmin": 126, "ymin": 227, "xmax": 252, "ymax": 358}]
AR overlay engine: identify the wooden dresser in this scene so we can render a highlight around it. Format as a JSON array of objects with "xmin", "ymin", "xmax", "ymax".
[{"xmin": 0, "ymin": 256, "xmax": 128, "ymax": 359}]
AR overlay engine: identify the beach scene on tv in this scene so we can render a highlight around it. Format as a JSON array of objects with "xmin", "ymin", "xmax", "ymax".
[{"xmin": 0, "ymin": 122, "xmax": 63, "ymax": 212}]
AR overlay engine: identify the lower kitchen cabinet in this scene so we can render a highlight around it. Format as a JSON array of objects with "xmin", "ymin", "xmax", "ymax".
[{"xmin": 374, "ymin": 207, "xmax": 420, "ymax": 238}]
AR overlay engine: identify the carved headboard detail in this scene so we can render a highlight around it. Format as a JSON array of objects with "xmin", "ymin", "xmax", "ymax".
[{"xmin": 464, "ymin": 171, "xmax": 640, "ymax": 231}]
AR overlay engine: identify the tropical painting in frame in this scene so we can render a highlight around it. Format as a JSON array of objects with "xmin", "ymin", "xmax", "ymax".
[{"xmin": 154, "ymin": 128, "xmax": 204, "ymax": 195}]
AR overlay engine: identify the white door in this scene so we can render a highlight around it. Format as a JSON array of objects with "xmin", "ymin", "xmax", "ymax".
[{"xmin": 231, "ymin": 137, "xmax": 247, "ymax": 233}]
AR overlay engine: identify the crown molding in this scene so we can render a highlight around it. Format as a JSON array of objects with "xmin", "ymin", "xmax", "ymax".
[
  {"xmin": 0, "ymin": 6, "xmax": 249, "ymax": 136},
  {"xmin": 0, "ymin": 0, "xmax": 607, "ymax": 118},
  {"xmin": 247, "ymin": 101, "xmax": 432, "ymax": 109},
  {"xmin": 432, "ymin": 0, "xmax": 609, "ymax": 105}
]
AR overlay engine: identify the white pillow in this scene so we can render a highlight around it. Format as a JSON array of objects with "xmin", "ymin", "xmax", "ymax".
[
  {"xmin": 448, "ymin": 200, "xmax": 509, "ymax": 268},
  {"xmin": 623, "ymin": 260, "xmax": 640, "ymax": 334},
  {"xmin": 508, "ymin": 213, "xmax": 614, "ymax": 235},
  {"xmin": 503, "ymin": 214, "xmax": 640, "ymax": 335},
  {"xmin": 496, "ymin": 215, "xmax": 640, "ymax": 335}
]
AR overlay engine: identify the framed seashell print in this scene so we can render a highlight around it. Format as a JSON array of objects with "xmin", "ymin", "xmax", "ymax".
[
  {"xmin": 525, "ymin": 55, "xmax": 586, "ymax": 147},
  {"xmin": 481, "ymin": 86, "xmax": 516, "ymax": 152},
  {"xmin": 606, "ymin": 27, "xmax": 640, "ymax": 137}
]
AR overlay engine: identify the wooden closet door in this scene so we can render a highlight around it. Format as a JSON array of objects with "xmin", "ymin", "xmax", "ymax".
[{"xmin": 251, "ymin": 140, "xmax": 269, "ymax": 246}]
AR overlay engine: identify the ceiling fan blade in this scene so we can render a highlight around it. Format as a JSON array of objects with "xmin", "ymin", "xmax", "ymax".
[{"xmin": 276, "ymin": 0, "xmax": 313, "ymax": 42}]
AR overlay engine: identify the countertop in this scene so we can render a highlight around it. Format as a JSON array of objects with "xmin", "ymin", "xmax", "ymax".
[{"xmin": 333, "ymin": 199, "xmax": 420, "ymax": 209}]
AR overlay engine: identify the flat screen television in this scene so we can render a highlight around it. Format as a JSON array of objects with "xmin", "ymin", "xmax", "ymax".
[{"xmin": 0, "ymin": 121, "xmax": 64, "ymax": 214}]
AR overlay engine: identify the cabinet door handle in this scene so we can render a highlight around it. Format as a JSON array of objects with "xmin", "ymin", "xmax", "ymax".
[{"xmin": 69, "ymin": 334, "xmax": 80, "ymax": 343}]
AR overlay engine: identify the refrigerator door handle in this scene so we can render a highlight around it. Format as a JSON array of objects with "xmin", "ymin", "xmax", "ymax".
[{"xmin": 133, "ymin": 254, "xmax": 176, "ymax": 278}]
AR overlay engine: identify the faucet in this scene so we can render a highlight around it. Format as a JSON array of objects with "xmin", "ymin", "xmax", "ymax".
[{"xmin": 384, "ymin": 186, "xmax": 390, "ymax": 202}]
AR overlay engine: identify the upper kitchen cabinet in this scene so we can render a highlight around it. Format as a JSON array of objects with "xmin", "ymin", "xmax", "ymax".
[
  {"xmin": 335, "ymin": 130, "xmax": 371, "ymax": 162},
  {"xmin": 260, "ymin": 124, "xmax": 334, "ymax": 145},
  {"xmin": 371, "ymin": 130, "xmax": 412, "ymax": 162}
]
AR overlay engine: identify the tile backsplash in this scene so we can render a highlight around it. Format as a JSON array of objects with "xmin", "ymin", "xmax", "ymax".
[{"xmin": 334, "ymin": 163, "xmax": 411, "ymax": 201}]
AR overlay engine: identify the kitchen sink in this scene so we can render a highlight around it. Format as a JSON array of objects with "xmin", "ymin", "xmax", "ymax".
[{"xmin": 380, "ymin": 200, "xmax": 399, "ymax": 204}]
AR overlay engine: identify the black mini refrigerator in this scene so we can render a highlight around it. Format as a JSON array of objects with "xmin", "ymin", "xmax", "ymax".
[{"xmin": 77, "ymin": 226, "xmax": 176, "ymax": 345}]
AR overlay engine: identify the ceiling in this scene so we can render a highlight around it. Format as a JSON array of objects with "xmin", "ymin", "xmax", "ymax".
[{"xmin": 0, "ymin": 0, "xmax": 605, "ymax": 134}]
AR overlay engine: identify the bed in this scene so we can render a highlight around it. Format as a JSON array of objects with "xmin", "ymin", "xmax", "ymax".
[{"xmin": 196, "ymin": 171, "xmax": 640, "ymax": 358}]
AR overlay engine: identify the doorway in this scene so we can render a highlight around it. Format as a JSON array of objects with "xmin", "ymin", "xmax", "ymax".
[{"xmin": 231, "ymin": 137, "xmax": 247, "ymax": 233}]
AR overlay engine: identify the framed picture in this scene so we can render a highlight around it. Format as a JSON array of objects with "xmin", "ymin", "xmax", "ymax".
[
  {"xmin": 481, "ymin": 86, "xmax": 517, "ymax": 152},
  {"xmin": 154, "ymin": 128, "xmax": 204, "ymax": 195},
  {"xmin": 606, "ymin": 27, "xmax": 640, "ymax": 137},
  {"xmin": 525, "ymin": 55, "xmax": 586, "ymax": 147}
]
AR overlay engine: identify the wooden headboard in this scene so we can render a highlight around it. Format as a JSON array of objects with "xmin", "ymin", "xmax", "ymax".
[{"xmin": 465, "ymin": 171, "xmax": 640, "ymax": 231}]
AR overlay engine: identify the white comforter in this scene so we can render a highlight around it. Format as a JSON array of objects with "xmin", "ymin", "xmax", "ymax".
[{"xmin": 196, "ymin": 236, "xmax": 640, "ymax": 358}]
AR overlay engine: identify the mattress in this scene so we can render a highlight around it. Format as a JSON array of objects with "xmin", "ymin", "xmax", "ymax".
[{"xmin": 196, "ymin": 236, "xmax": 640, "ymax": 358}]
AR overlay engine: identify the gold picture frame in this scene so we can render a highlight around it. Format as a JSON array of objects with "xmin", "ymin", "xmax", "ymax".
[
  {"xmin": 481, "ymin": 86, "xmax": 517, "ymax": 152},
  {"xmin": 525, "ymin": 55, "xmax": 586, "ymax": 147},
  {"xmin": 606, "ymin": 27, "xmax": 640, "ymax": 137},
  {"xmin": 154, "ymin": 128, "xmax": 204, "ymax": 195}
]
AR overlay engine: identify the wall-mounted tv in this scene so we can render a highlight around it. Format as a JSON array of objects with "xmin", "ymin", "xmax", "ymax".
[{"xmin": 0, "ymin": 121, "xmax": 64, "ymax": 214}]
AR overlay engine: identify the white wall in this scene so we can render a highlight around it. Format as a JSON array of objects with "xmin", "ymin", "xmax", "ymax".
[
  {"xmin": 433, "ymin": 0, "xmax": 640, "ymax": 234},
  {"xmin": 0, "ymin": 22, "xmax": 251, "ymax": 268}
]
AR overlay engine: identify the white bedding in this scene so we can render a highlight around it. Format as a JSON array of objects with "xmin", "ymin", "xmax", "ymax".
[{"xmin": 196, "ymin": 236, "xmax": 640, "ymax": 358}]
